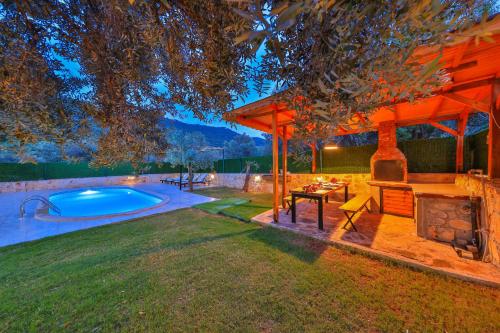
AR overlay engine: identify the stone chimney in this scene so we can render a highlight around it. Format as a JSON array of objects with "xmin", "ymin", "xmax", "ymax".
[{"xmin": 370, "ymin": 121, "xmax": 408, "ymax": 182}]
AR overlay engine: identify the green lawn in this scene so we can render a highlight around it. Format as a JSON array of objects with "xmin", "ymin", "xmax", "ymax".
[
  {"xmin": 0, "ymin": 187, "xmax": 498, "ymax": 332},
  {"xmin": 192, "ymin": 187, "xmax": 273, "ymax": 221}
]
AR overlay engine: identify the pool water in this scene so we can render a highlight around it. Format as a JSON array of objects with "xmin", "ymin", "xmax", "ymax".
[{"xmin": 48, "ymin": 187, "xmax": 163, "ymax": 217}]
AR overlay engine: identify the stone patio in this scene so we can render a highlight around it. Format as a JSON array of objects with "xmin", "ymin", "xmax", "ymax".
[{"xmin": 252, "ymin": 197, "xmax": 500, "ymax": 287}]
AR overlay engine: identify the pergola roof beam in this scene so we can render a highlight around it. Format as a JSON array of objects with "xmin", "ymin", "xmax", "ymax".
[
  {"xmin": 242, "ymin": 107, "xmax": 289, "ymax": 119},
  {"xmin": 429, "ymin": 122, "xmax": 458, "ymax": 137},
  {"xmin": 445, "ymin": 60, "xmax": 478, "ymax": 74},
  {"xmin": 429, "ymin": 97, "xmax": 444, "ymax": 120},
  {"xmin": 396, "ymin": 114, "xmax": 459, "ymax": 128},
  {"xmin": 443, "ymin": 93, "xmax": 490, "ymax": 113}
]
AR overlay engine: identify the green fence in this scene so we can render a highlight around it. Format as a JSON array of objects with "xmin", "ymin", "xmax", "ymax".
[
  {"xmin": 467, "ymin": 130, "xmax": 489, "ymax": 172},
  {"xmin": 320, "ymin": 144, "xmax": 376, "ymax": 174},
  {"xmin": 215, "ymin": 130, "xmax": 489, "ymax": 174},
  {"xmin": 0, "ymin": 130, "xmax": 489, "ymax": 182},
  {"xmin": 214, "ymin": 155, "xmax": 310, "ymax": 174},
  {"xmin": 399, "ymin": 137, "xmax": 457, "ymax": 173},
  {"xmin": 0, "ymin": 162, "xmax": 181, "ymax": 182}
]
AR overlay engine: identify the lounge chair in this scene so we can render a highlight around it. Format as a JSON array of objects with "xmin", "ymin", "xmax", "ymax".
[
  {"xmin": 162, "ymin": 174, "xmax": 188, "ymax": 184},
  {"xmin": 176, "ymin": 174, "xmax": 209, "ymax": 187},
  {"xmin": 177, "ymin": 174, "xmax": 203, "ymax": 186},
  {"xmin": 192, "ymin": 173, "xmax": 208, "ymax": 184},
  {"xmin": 163, "ymin": 176, "xmax": 177, "ymax": 184},
  {"xmin": 173, "ymin": 174, "xmax": 189, "ymax": 185},
  {"xmin": 160, "ymin": 177, "xmax": 172, "ymax": 183}
]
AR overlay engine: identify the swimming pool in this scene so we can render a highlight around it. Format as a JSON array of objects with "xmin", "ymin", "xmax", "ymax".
[{"xmin": 40, "ymin": 187, "xmax": 166, "ymax": 220}]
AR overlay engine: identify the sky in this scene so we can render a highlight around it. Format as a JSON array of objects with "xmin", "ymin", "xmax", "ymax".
[
  {"xmin": 166, "ymin": 46, "xmax": 273, "ymax": 138},
  {"xmin": 60, "ymin": 48, "xmax": 271, "ymax": 139},
  {"xmin": 169, "ymin": 86, "xmax": 270, "ymax": 138}
]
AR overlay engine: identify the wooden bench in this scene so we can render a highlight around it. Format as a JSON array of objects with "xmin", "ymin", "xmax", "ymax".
[{"xmin": 339, "ymin": 194, "xmax": 371, "ymax": 231}]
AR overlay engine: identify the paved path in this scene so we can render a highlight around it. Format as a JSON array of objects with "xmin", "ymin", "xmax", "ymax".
[{"xmin": 0, "ymin": 183, "xmax": 215, "ymax": 247}]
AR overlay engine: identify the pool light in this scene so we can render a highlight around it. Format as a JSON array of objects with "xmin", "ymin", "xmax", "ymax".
[{"xmin": 81, "ymin": 190, "xmax": 99, "ymax": 195}]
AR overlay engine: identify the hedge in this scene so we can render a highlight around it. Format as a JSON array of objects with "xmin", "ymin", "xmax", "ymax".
[{"xmin": 0, "ymin": 130, "xmax": 489, "ymax": 182}]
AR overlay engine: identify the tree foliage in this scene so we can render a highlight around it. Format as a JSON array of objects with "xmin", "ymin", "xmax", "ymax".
[
  {"xmin": 164, "ymin": 129, "xmax": 216, "ymax": 191},
  {"xmin": 164, "ymin": 129, "xmax": 215, "ymax": 171},
  {"xmin": 2, "ymin": 0, "xmax": 497, "ymax": 167},
  {"xmin": 235, "ymin": 0, "xmax": 498, "ymax": 142},
  {"xmin": 223, "ymin": 133, "xmax": 257, "ymax": 158},
  {"xmin": 0, "ymin": 0, "xmax": 253, "ymax": 165}
]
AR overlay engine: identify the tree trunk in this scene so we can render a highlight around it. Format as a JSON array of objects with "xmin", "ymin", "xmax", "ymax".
[
  {"xmin": 188, "ymin": 163, "xmax": 193, "ymax": 192},
  {"xmin": 242, "ymin": 163, "xmax": 251, "ymax": 192}
]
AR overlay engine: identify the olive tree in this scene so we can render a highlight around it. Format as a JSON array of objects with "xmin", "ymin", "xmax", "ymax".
[
  {"xmin": 223, "ymin": 133, "xmax": 257, "ymax": 158},
  {"xmin": 234, "ymin": 0, "xmax": 498, "ymax": 142},
  {"xmin": 164, "ymin": 129, "xmax": 216, "ymax": 191},
  {"xmin": 0, "ymin": 0, "xmax": 253, "ymax": 166}
]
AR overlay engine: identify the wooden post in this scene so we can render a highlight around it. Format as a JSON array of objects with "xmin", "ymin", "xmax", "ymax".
[
  {"xmin": 456, "ymin": 135, "xmax": 464, "ymax": 173},
  {"xmin": 311, "ymin": 142, "xmax": 317, "ymax": 174},
  {"xmin": 489, "ymin": 80, "xmax": 500, "ymax": 179},
  {"xmin": 272, "ymin": 109, "xmax": 279, "ymax": 222},
  {"xmin": 456, "ymin": 113, "xmax": 468, "ymax": 173},
  {"xmin": 282, "ymin": 126, "xmax": 288, "ymax": 208}
]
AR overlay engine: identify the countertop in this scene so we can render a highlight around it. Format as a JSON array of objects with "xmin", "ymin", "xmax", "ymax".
[{"xmin": 367, "ymin": 181, "xmax": 472, "ymax": 198}]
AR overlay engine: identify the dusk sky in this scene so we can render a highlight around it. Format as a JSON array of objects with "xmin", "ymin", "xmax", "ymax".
[
  {"xmin": 169, "ymin": 84, "xmax": 271, "ymax": 138},
  {"xmin": 61, "ymin": 47, "xmax": 272, "ymax": 139},
  {"xmin": 166, "ymin": 46, "xmax": 273, "ymax": 138}
]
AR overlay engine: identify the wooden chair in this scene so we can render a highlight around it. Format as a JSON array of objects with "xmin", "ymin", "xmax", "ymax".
[{"xmin": 339, "ymin": 194, "xmax": 371, "ymax": 232}]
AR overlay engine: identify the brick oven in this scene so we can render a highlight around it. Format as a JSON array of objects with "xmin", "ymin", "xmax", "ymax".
[
  {"xmin": 370, "ymin": 121, "xmax": 408, "ymax": 182},
  {"xmin": 368, "ymin": 121, "xmax": 413, "ymax": 217}
]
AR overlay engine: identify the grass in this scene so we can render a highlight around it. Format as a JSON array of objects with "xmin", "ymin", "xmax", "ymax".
[
  {"xmin": 0, "ymin": 187, "xmax": 498, "ymax": 332},
  {"xmin": 193, "ymin": 198, "xmax": 250, "ymax": 215},
  {"xmin": 193, "ymin": 187, "xmax": 273, "ymax": 221}
]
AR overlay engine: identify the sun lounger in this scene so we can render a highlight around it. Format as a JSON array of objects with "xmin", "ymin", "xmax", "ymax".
[
  {"xmin": 173, "ymin": 174, "xmax": 189, "ymax": 185},
  {"xmin": 162, "ymin": 174, "xmax": 188, "ymax": 184},
  {"xmin": 192, "ymin": 173, "xmax": 208, "ymax": 184},
  {"xmin": 174, "ymin": 174, "xmax": 209, "ymax": 187}
]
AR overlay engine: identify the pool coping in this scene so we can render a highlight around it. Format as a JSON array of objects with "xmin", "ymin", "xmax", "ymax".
[{"xmin": 34, "ymin": 186, "xmax": 171, "ymax": 222}]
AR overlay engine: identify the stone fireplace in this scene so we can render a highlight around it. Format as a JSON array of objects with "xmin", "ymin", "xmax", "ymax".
[{"xmin": 371, "ymin": 121, "xmax": 407, "ymax": 182}]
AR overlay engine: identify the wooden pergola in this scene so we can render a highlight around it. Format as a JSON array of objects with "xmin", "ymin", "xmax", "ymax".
[{"xmin": 225, "ymin": 17, "xmax": 500, "ymax": 222}]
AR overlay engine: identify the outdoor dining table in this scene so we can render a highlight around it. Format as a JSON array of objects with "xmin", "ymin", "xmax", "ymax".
[{"xmin": 290, "ymin": 183, "xmax": 349, "ymax": 230}]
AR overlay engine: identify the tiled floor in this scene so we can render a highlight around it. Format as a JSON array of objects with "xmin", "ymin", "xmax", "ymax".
[
  {"xmin": 252, "ymin": 199, "xmax": 500, "ymax": 286},
  {"xmin": 0, "ymin": 183, "xmax": 215, "ymax": 247}
]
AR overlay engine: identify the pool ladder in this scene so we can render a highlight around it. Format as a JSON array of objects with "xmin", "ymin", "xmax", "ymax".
[{"xmin": 19, "ymin": 195, "xmax": 61, "ymax": 218}]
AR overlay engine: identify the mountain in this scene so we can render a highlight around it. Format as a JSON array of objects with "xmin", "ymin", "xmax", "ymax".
[{"xmin": 162, "ymin": 119, "xmax": 266, "ymax": 147}]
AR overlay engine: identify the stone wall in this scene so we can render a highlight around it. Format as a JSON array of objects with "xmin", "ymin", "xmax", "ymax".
[
  {"xmin": 416, "ymin": 195, "xmax": 475, "ymax": 243},
  {"xmin": 2, "ymin": 171, "xmax": 456, "ymax": 196},
  {"xmin": 0, "ymin": 173, "xmax": 179, "ymax": 192},
  {"xmin": 213, "ymin": 172, "xmax": 456, "ymax": 195},
  {"xmin": 456, "ymin": 174, "xmax": 500, "ymax": 267},
  {"xmin": 212, "ymin": 173, "xmax": 372, "ymax": 197}
]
